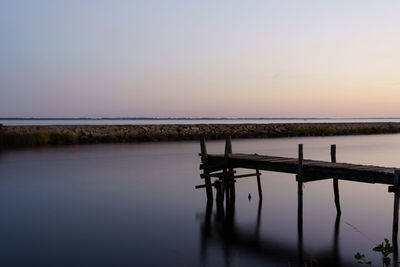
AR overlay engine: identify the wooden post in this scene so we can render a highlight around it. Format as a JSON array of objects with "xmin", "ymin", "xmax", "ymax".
[
  {"xmin": 256, "ymin": 169, "xmax": 263, "ymax": 201},
  {"xmin": 225, "ymin": 136, "xmax": 232, "ymax": 155},
  {"xmin": 393, "ymin": 170, "xmax": 400, "ymax": 252},
  {"xmin": 297, "ymin": 144, "xmax": 303, "ymax": 240},
  {"xmin": 224, "ymin": 136, "xmax": 235, "ymax": 202},
  {"xmin": 200, "ymin": 136, "xmax": 213, "ymax": 201},
  {"xmin": 331, "ymin": 144, "xmax": 341, "ymax": 214},
  {"xmin": 200, "ymin": 136, "xmax": 207, "ymax": 163},
  {"xmin": 298, "ymin": 144, "xmax": 303, "ymax": 179}
]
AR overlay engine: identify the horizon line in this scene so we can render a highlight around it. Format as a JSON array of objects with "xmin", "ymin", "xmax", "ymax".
[{"xmin": 1, "ymin": 117, "xmax": 400, "ymax": 120}]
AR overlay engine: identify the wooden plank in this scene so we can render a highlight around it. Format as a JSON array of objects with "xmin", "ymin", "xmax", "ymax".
[
  {"xmin": 267, "ymin": 158, "xmax": 298, "ymax": 163},
  {"xmin": 389, "ymin": 186, "xmax": 400, "ymax": 193},
  {"xmin": 200, "ymin": 163, "xmax": 224, "ymax": 173},
  {"xmin": 204, "ymin": 153, "xmax": 397, "ymax": 185},
  {"xmin": 200, "ymin": 170, "xmax": 236, "ymax": 178},
  {"xmin": 232, "ymin": 173, "xmax": 259, "ymax": 179}
]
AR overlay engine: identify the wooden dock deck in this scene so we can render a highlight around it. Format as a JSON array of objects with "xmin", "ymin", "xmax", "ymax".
[
  {"xmin": 196, "ymin": 136, "xmax": 400, "ymax": 254},
  {"xmin": 204, "ymin": 153, "xmax": 399, "ymax": 185}
]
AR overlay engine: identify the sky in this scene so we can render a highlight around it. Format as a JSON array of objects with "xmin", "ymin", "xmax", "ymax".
[{"xmin": 1, "ymin": 0, "xmax": 400, "ymax": 118}]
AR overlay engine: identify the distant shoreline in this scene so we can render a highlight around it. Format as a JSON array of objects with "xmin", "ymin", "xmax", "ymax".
[
  {"xmin": 1, "ymin": 122, "xmax": 400, "ymax": 149},
  {"xmin": 1, "ymin": 117, "xmax": 400, "ymax": 121},
  {"xmin": 2, "ymin": 118, "xmax": 400, "ymax": 127}
]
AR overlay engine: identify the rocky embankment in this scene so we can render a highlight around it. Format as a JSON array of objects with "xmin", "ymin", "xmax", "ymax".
[{"xmin": 1, "ymin": 122, "xmax": 400, "ymax": 149}]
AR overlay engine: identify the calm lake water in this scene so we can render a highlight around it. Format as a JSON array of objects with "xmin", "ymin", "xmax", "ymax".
[{"xmin": 1, "ymin": 134, "xmax": 400, "ymax": 266}]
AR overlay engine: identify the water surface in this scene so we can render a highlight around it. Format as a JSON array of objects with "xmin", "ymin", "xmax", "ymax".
[{"xmin": 1, "ymin": 134, "xmax": 400, "ymax": 266}]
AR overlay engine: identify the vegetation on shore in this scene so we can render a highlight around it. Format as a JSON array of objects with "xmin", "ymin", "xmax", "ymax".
[
  {"xmin": 1, "ymin": 122, "xmax": 400, "ymax": 149},
  {"xmin": 0, "ymin": 130, "xmax": 78, "ymax": 149}
]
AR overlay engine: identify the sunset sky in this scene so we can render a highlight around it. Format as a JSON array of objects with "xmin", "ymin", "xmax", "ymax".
[{"xmin": 1, "ymin": 1, "xmax": 400, "ymax": 118}]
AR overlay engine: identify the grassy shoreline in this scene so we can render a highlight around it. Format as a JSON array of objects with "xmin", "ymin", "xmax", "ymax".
[{"xmin": 1, "ymin": 122, "xmax": 400, "ymax": 149}]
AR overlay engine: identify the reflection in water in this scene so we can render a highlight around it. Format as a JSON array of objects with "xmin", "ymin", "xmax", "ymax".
[
  {"xmin": 199, "ymin": 194, "xmax": 346, "ymax": 266},
  {"xmin": 3, "ymin": 136, "xmax": 400, "ymax": 265}
]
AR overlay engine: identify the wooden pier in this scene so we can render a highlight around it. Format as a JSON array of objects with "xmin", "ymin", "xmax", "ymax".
[{"xmin": 196, "ymin": 136, "xmax": 400, "ymax": 254}]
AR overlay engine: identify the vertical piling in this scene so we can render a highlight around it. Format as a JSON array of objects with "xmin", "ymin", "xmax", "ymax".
[
  {"xmin": 224, "ymin": 136, "xmax": 232, "ymax": 155},
  {"xmin": 393, "ymin": 170, "xmax": 400, "ymax": 255},
  {"xmin": 256, "ymin": 169, "xmax": 263, "ymax": 201},
  {"xmin": 297, "ymin": 144, "xmax": 303, "ymax": 242},
  {"xmin": 331, "ymin": 144, "xmax": 341, "ymax": 214},
  {"xmin": 224, "ymin": 136, "xmax": 235, "ymax": 202},
  {"xmin": 297, "ymin": 145, "xmax": 304, "ymax": 264},
  {"xmin": 200, "ymin": 136, "xmax": 213, "ymax": 201}
]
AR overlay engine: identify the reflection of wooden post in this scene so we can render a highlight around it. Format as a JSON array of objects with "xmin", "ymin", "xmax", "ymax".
[
  {"xmin": 331, "ymin": 144, "xmax": 341, "ymax": 214},
  {"xmin": 393, "ymin": 170, "xmax": 400, "ymax": 254},
  {"xmin": 256, "ymin": 200, "xmax": 262, "ymax": 239},
  {"xmin": 200, "ymin": 136, "xmax": 213, "ymax": 201},
  {"xmin": 200, "ymin": 199, "xmax": 213, "ymax": 265},
  {"xmin": 333, "ymin": 213, "xmax": 341, "ymax": 266},
  {"xmin": 215, "ymin": 180, "xmax": 225, "ymax": 222},
  {"xmin": 256, "ymin": 169, "xmax": 263, "ymax": 201},
  {"xmin": 215, "ymin": 180, "xmax": 224, "ymax": 203}
]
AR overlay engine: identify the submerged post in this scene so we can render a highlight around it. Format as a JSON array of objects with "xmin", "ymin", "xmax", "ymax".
[
  {"xmin": 331, "ymin": 144, "xmax": 342, "ymax": 214},
  {"xmin": 200, "ymin": 136, "xmax": 213, "ymax": 201},
  {"xmin": 256, "ymin": 169, "xmax": 263, "ymax": 201},
  {"xmin": 393, "ymin": 170, "xmax": 400, "ymax": 249},
  {"xmin": 297, "ymin": 144, "xmax": 303, "ymax": 234}
]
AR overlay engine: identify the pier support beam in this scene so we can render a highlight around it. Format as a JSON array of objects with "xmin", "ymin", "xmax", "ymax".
[
  {"xmin": 331, "ymin": 144, "xmax": 342, "ymax": 215},
  {"xmin": 200, "ymin": 136, "xmax": 213, "ymax": 201}
]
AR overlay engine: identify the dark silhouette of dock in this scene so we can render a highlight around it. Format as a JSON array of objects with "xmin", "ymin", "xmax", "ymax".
[{"xmin": 196, "ymin": 136, "xmax": 400, "ymax": 265}]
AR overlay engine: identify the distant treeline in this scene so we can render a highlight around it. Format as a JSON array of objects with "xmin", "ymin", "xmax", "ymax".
[{"xmin": 1, "ymin": 123, "xmax": 400, "ymax": 149}]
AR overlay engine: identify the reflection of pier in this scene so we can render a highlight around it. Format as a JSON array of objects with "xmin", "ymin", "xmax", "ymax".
[
  {"xmin": 196, "ymin": 136, "xmax": 400, "ymax": 265},
  {"xmin": 199, "ymin": 198, "xmax": 345, "ymax": 266}
]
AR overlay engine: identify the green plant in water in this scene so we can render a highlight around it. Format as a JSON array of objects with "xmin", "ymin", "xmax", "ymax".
[
  {"xmin": 355, "ymin": 252, "xmax": 372, "ymax": 266},
  {"xmin": 355, "ymin": 238, "xmax": 394, "ymax": 267}
]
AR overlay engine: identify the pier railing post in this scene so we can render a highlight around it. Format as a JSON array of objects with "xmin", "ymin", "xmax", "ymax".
[
  {"xmin": 331, "ymin": 144, "xmax": 342, "ymax": 214},
  {"xmin": 200, "ymin": 136, "xmax": 213, "ymax": 201}
]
